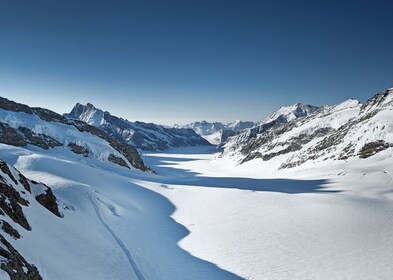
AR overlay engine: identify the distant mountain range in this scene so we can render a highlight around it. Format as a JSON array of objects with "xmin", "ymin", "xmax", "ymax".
[
  {"xmin": 176, "ymin": 104, "xmax": 319, "ymax": 145},
  {"xmin": 65, "ymin": 103, "xmax": 211, "ymax": 151},
  {"xmin": 174, "ymin": 120, "xmax": 256, "ymax": 145}
]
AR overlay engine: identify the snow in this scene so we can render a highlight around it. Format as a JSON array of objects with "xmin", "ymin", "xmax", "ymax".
[
  {"xmin": 0, "ymin": 108, "xmax": 132, "ymax": 167},
  {"xmin": 1, "ymin": 142, "xmax": 393, "ymax": 279},
  {"xmin": 263, "ymin": 103, "xmax": 319, "ymax": 124},
  {"xmin": 203, "ymin": 130, "xmax": 223, "ymax": 145}
]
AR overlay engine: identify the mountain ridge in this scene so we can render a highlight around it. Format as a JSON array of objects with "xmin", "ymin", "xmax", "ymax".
[
  {"xmin": 65, "ymin": 103, "xmax": 211, "ymax": 151},
  {"xmin": 221, "ymin": 89, "xmax": 393, "ymax": 169}
]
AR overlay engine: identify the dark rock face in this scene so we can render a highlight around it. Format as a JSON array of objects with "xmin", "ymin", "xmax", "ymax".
[
  {"xmin": 31, "ymin": 107, "xmax": 68, "ymax": 124},
  {"xmin": 18, "ymin": 127, "xmax": 62, "ymax": 149},
  {"xmin": 1, "ymin": 220, "xmax": 20, "ymax": 239},
  {"xmin": 0, "ymin": 97, "xmax": 33, "ymax": 115},
  {"xmin": 108, "ymin": 154, "xmax": 129, "ymax": 168},
  {"xmin": 358, "ymin": 140, "xmax": 393, "ymax": 158},
  {"xmin": 0, "ymin": 177, "xmax": 31, "ymax": 231},
  {"xmin": 0, "ymin": 123, "xmax": 27, "ymax": 147},
  {"xmin": 0, "ymin": 123, "xmax": 62, "ymax": 150},
  {"xmin": 35, "ymin": 187, "xmax": 61, "ymax": 217},
  {"xmin": 68, "ymin": 142, "xmax": 89, "ymax": 157},
  {"xmin": 0, "ymin": 234, "xmax": 42, "ymax": 280}
]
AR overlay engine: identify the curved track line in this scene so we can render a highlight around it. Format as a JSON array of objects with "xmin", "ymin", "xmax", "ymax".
[{"xmin": 87, "ymin": 194, "xmax": 146, "ymax": 280}]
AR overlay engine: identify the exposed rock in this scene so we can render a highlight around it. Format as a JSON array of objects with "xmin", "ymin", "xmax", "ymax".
[
  {"xmin": 18, "ymin": 174, "xmax": 31, "ymax": 193},
  {"xmin": 68, "ymin": 142, "xmax": 89, "ymax": 157},
  {"xmin": 35, "ymin": 187, "xmax": 61, "ymax": 217},
  {"xmin": 358, "ymin": 140, "xmax": 393, "ymax": 159},
  {"xmin": 0, "ymin": 123, "xmax": 62, "ymax": 150},
  {"xmin": 0, "ymin": 220, "xmax": 20, "ymax": 239},
  {"xmin": 0, "ymin": 162, "xmax": 18, "ymax": 185},
  {"xmin": 0, "ymin": 181, "xmax": 31, "ymax": 230},
  {"xmin": 108, "ymin": 154, "xmax": 129, "ymax": 168},
  {"xmin": 0, "ymin": 123, "xmax": 27, "ymax": 147},
  {"xmin": 0, "ymin": 234, "xmax": 42, "ymax": 280},
  {"xmin": 18, "ymin": 127, "xmax": 62, "ymax": 150},
  {"xmin": 32, "ymin": 107, "xmax": 68, "ymax": 124},
  {"xmin": 0, "ymin": 97, "xmax": 33, "ymax": 115}
]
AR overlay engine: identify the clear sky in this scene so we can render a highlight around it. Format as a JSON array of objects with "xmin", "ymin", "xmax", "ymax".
[{"xmin": 0, "ymin": 0, "xmax": 392, "ymax": 125}]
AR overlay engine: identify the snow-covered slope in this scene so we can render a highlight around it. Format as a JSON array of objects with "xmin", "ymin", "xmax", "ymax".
[
  {"xmin": 65, "ymin": 103, "xmax": 211, "ymax": 151},
  {"xmin": 203, "ymin": 130, "xmax": 237, "ymax": 146},
  {"xmin": 222, "ymin": 89, "xmax": 393, "ymax": 170},
  {"xmin": 0, "ymin": 97, "xmax": 150, "ymax": 172}
]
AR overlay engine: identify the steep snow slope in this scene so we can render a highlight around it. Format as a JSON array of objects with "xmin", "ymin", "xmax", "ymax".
[
  {"xmin": 203, "ymin": 130, "xmax": 237, "ymax": 146},
  {"xmin": 65, "ymin": 103, "xmax": 211, "ymax": 151}
]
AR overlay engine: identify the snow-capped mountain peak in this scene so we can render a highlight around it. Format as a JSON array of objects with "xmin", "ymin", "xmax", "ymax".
[
  {"xmin": 67, "ymin": 102, "xmax": 105, "ymax": 127},
  {"xmin": 263, "ymin": 103, "xmax": 319, "ymax": 124}
]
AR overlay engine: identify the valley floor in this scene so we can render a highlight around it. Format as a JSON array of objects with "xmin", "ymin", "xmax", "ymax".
[{"xmin": 2, "ymin": 144, "xmax": 393, "ymax": 279}]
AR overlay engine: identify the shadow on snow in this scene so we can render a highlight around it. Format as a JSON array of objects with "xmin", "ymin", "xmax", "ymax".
[{"xmin": 143, "ymin": 154, "xmax": 338, "ymax": 194}]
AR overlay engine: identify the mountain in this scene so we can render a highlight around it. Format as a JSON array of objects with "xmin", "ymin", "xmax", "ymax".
[
  {"xmin": 176, "ymin": 104, "xmax": 318, "ymax": 146},
  {"xmin": 221, "ymin": 88, "xmax": 393, "ymax": 169},
  {"xmin": 175, "ymin": 120, "xmax": 255, "ymax": 136},
  {"xmin": 262, "ymin": 103, "xmax": 319, "ymax": 124},
  {"xmin": 0, "ymin": 97, "xmax": 151, "ymax": 172},
  {"xmin": 65, "ymin": 103, "xmax": 211, "ymax": 151},
  {"xmin": 174, "ymin": 120, "xmax": 256, "ymax": 145}
]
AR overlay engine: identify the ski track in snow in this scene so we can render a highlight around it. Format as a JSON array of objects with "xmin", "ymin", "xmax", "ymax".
[{"xmin": 87, "ymin": 193, "xmax": 146, "ymax": 280}]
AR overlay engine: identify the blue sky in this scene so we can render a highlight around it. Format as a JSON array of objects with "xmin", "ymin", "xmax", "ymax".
[{"xmin": 0, "ymin": 0, "xmax": 392, "ymax": 125}]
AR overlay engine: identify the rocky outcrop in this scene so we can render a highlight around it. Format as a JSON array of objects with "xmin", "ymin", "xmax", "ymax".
[
  {"xmin": 0, "ymin": 123, "xmax": 62, "ymax": 150},
  {"xmin": 0, "ymin": 97, "xmax": 33, "ymax": 115},
  {"xmin": 68, "ymin": 142, "xmax": 89, "ymax": 157},
  {"xmin": 35, "ymin": 187, "xmax": 61, "ymax": 217},
  {"xmin": 108, "ymin": 154, "xmax": 129, "ymax": 168},
  {"xmin": 0, "ymin": 160, "xmax": 62, "ymax": 279},
  {"xmin": 0, "ymin": 175, "xmax": 31, "ymax": 230},
  {"xmin": 0, "ymin": 221, "xmax": 20, "ymax": 239},
  {"xmin": 0, "ymin": 234, "xmax": 42, "ymax": 280},
  {"xmin": 358, "ymin": 140, "xmax": 393, "ymax": 159}
]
